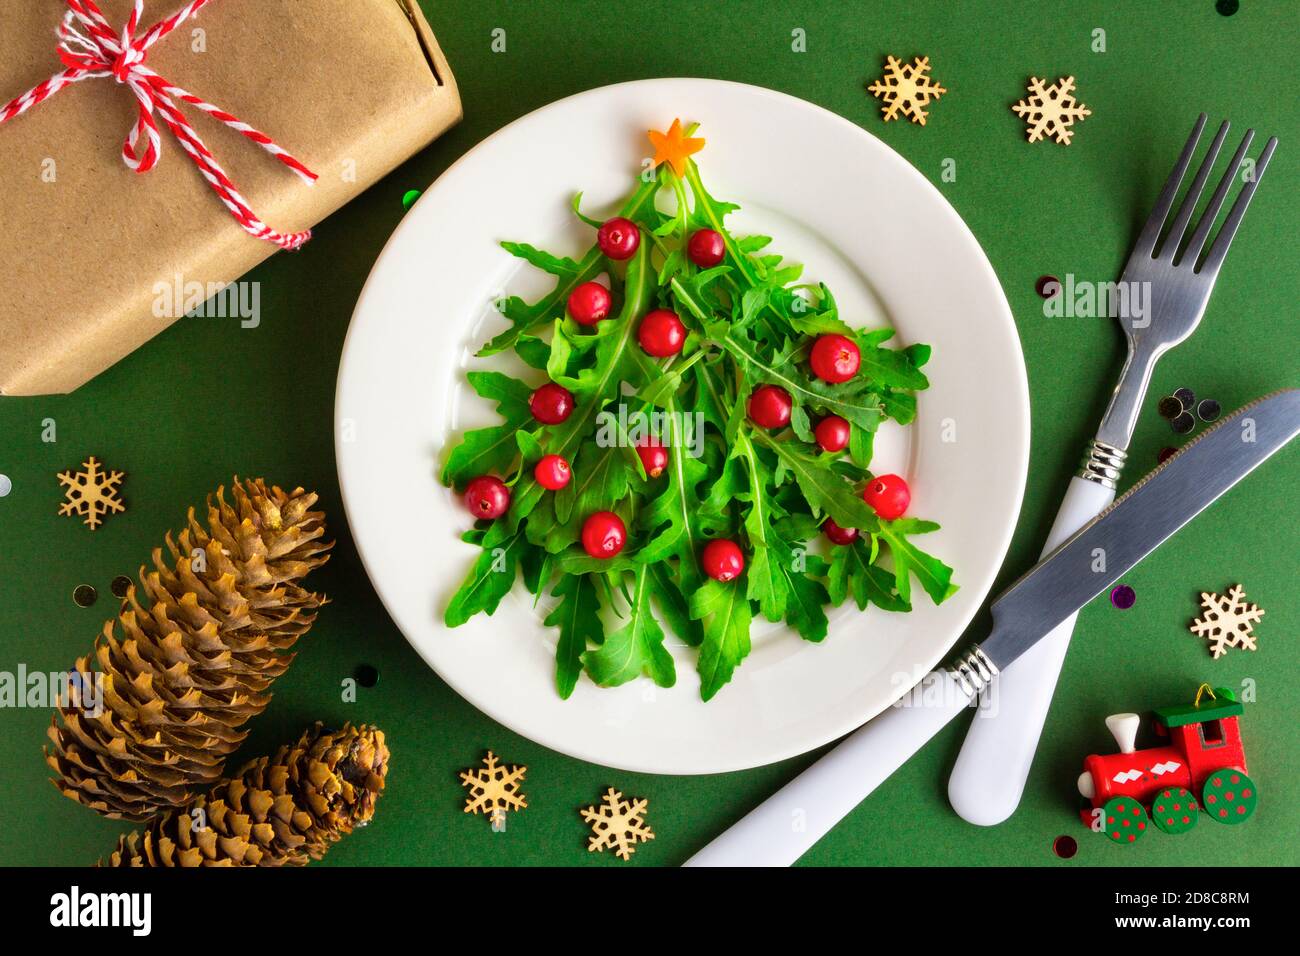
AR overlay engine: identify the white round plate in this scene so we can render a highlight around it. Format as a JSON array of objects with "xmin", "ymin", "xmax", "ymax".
[{"xmin": 336, "ymin": 79, "xmax": 1029, "ymax": 774}]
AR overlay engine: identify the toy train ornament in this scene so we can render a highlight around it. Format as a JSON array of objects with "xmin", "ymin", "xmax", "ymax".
[{"xmin": 1078, "ymin": 686, "xmax": 1256, "ymax": 844}]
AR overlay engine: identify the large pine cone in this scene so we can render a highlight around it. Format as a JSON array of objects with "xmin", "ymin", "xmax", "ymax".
[
  {"xmin": 104, "ymin": 723, "xmax": 388, "ymax": 867},
  {"xmin": 47, "ymin": 479, "xmax": 332, "ymax": 821}
]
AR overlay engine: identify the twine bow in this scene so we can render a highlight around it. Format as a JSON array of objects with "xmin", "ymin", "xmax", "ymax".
[{"xmin": 1, "ymin": 0, "xmax": 317, "ymax": 249}]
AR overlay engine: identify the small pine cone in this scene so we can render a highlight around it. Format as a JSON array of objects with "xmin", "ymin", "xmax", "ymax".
[
  {"xmin": 103, "ymin": 723, "xmax": 389, "ymax": 867},
  {"xmin": 46, "ymin": 479, "xmax": 332, "ymax": 821}
]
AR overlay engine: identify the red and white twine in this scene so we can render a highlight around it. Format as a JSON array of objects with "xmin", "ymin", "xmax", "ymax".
[{"xmin": 0, "ymin": 0, "xmax": 317, "ymax": 249}]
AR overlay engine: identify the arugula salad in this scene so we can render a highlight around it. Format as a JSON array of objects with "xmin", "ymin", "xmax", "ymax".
[{"xmin": 441, "ymin": 121, "xmax": 956, "ymax": 701}]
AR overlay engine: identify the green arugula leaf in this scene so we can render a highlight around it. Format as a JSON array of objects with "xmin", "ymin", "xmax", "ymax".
[
  {"xmin": 827, "ymin": 535, "xmax": 910, "ymax": 612},
  {"xmin": 878, "ymin": 518, "xmax": 958, "ymax": 605},
  {"xmin": 544, "ymin": 573, "xmax": 603, "ymax": 698},
  {"xmin": 637, "ymin": 349, "xmax": 705, "ymax": 409},
  {"xmin": 905, "ymin": 342, "xmax": 932, "ymax": 368},
  {"xmin": 479, "ymin": 177, "xmax": 658, "ymax": 356},
  {"xmin": 757, "ymin": 432, "xmax": 881, "ymax": 531},
  {"xmin": 669, "ymin": 270, "xmax": 730, "ymax": 326},
  {"xmin": 582, "ymin": 565, "xmax": 676, "ymax": 689},
  {"xmin": 506, "ymin": 240, "xmax": 656, "ymax": 528},
  {"xmin": 441, "ymin": 371, "xmax": 535, "ymax": 487},
  {"xmin": 552, "ymin": 545, "xmax": 640, "ymax": 575},
  {"xmin": 554, "ymin": 439, "xmax": 632, "ymax": 529},
  {"xmin": 500, "ymin": 241, "xmax": 581, "ymax": 279},
  {"xmin": 767, "ymin": 516, "xmax": 830, "ymax": 642},
  {"xmin": 768, "ymin": 285, "xmax": 854, "ymax": 337},
  {"xmin": 699, "ymin": 451, "xmax": 746, "ymax": 522},
  {"xmin": 650, "ymin": 562, "xmax": 702, "ymax": 647},
  {"xmin": 516, "ymin": 429, "xmax": 545, "ymax": 464},
  {"xmin": 683, "ymin": 163, "xmax": 760, "ymax": 287},
  {"xmin": 636, "ymin": 397, "xmax": 709, "ymax": 591},
  {"xmin": 515, "ymin": 334, "xmax": 552, "ymax": 370},
  {"xmin": 690, "ymin": 578, "xmax": 752, "ymax": 701},
  {"xmin": 748, "ymin": 522, "xmax": 829, "ymax": 642},
  {"xmin": 520, "ymin": 544, "xmax": 551, "ymax": 600},
  {"xmin": 855, "ymin": 337, "xmax": 930, "ymax": 390},
  {"xmin": 445, "ymin": 524, "xmax": 526, "ymax": 627},
  {"xmin": 719, "ymin": 329, "xmax": 884, "ymax": 433},
  {"xmin": 733, "ymin": 429, "xmax": 783, "ymax": 618},
  {"xmin": 848, "ymin": 422, "xmax": 875, "ymax": 469},
  {"xmin": 570, "ymin": 191, "xmax": 604, "ymax": 229},
  {"xmin": 880, "ymin": 389, "xmax": 918, "ymax": 425}
]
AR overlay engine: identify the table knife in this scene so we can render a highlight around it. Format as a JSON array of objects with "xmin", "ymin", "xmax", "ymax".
[{"xmin": 685, "ymin": 389, "xmax": 1299, "ymax": 867}]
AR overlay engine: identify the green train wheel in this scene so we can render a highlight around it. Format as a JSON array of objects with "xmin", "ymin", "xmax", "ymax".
[
  {"xmin": 1102, "ymin": 796, "xmax": 1148, "ymax": 844},
  {"xmin": 1151, "ymin": 787, "xmax": 1199, "ymax": 835},
  {"xmin": 1202, "ymin": 770, "xmax": 1257, "ymax": 825}
]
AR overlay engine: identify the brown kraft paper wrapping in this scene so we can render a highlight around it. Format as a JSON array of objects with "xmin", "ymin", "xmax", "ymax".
[{"xmin": 0, "ymin": 0, "xmax": 461, "ymax": 395}]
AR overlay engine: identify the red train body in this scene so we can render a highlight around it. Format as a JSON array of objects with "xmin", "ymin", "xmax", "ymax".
[{"xmin": 1077, "ymin": 687, "xmax": 1256, "ymax": 843}]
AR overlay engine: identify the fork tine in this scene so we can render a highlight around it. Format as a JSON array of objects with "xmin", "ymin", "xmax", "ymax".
[
  {"xmin": 1162, "ymin": 120, "xmax": 1229, "ymax": 261},
  {"xmin": 1181, "ymin": 129, "xmax": 1254, "ymax": 267},
  {"xmin": 1132, "ymin": 114, "xmax": 1206, "ymax": 259},
  {"xmin": 1198, "ymin": 136, "xmax": 1278, "ymax": 276}
]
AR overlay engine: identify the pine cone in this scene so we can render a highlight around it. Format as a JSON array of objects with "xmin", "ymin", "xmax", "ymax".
[
  {"xmin": 46, "ymin": 479, "xmax": 332, "ymax": 821},
  {"xmin": 103, "ymin": 723, "xmax": 388, "ymax": 867}
]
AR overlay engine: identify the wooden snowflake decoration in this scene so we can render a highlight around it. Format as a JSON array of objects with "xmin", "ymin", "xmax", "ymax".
[
  {"xmin": 581, "ymin": 787, "xmax": 654, "ymax": 861},
  {"xmin": 459, "ymin": 751, "xmax": 527, "ymax": 828},
  {"xmin": 56, "ymin": 456, "xmax": 125, "ymax": 530},
  {"xmin": 1190, "ymin": 585, "xmax": 1265, "ymax": 659},
  {"xmin": 1012, "ymin": 76, "xmax": 1091, "ymax": 145},
  {"xmin": 866, "ymin": 55, "xmax": 947, "ymax": 125}
]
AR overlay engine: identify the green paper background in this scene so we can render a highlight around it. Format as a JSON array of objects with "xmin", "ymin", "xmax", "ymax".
[{"xmin": 0, "ymin": 0, "xmax": 1296, "ymax": 867}]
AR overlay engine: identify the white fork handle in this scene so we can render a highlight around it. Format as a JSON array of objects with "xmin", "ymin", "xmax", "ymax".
[
  {"xmin": 947, "ymin": 475, "xmax": 1115, "ymax": 826},
  {"xmin": 685, "ymin": 671, "xmax": 972, "ymax": 867}
]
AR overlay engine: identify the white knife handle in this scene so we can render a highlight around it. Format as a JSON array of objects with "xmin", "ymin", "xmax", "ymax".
[
  {"xmin": 685, "ymin": 670, "xmax": 973, "ymax": 867},
  {"xmin": 947, "ymin": 475, "xmax": 1115, "ymax": 826}
]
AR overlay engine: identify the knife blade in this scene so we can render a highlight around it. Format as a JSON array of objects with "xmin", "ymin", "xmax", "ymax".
[
  {"xmin": 685, "ymin": 389, "xmax": 1300, "ymax": 867},
  {"xmin": 979, "ymin": 387, "xmax": 1299, "ymax": 672}
]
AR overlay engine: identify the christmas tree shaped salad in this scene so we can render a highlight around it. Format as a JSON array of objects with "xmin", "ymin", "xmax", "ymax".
[{"xmin": 441, "ymin": 119, "xmax": 956, "ymax": 701}]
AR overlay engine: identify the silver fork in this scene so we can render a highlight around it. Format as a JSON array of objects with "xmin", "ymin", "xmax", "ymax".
[
  {"xmin": 948, "ymin": 114, "xmax": 1278, "ymax": 826},
  {"xmin": 1091, "ymin": 115, "xmax": 1279, "ymax": 459}
]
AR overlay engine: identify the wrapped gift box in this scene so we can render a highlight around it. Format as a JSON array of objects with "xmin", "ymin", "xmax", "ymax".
[{"xmin": 0, "ymin": 0, "xmax": 461, "ymax": 395}]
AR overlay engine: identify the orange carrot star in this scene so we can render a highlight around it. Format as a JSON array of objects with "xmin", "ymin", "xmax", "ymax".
[{"xmin": 647, "ymin": 119, "xmax": 704, "ymax": 177}]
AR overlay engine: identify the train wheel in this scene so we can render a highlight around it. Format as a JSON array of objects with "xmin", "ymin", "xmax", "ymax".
[
  {"xmin": 1202, "ymin": 770, "xmax": 1257, "ymax": 825},
  {"xmin": 1151, "ymin": 787, "xmax": 1199, "ymax": 835},
  {"xmin": 1102, "ymin": 796, "xmax": 1148, "ymax": 844}
]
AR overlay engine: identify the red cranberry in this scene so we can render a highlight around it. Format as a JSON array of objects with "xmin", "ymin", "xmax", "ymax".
[
  {"xmin": 810, "ymin": 334, "xmax": 861, "ymax": 384},
  {"xmin": 686, "ymin": 228, "xmax": 726, "ymax": 267},
  {"xmin": 636, "ymin": 440, "xmax": 669, "ymax": 478},
  {"xmin": 638, "ymin": 309, "xmax": 686, "ymax": 357},
  {"xmin": 597, "ymin": 217, "xmax": 640, "ymax": 260},
  {"xmin": 863, "ymin": 474, "xmax": 910, "ymax": 520},
  {"xmin": 530, "ymin": 383, "xmax": 574, "ymax": 424},
  {"xmin": 567, "ymin": 281, "xmax": 611, "ymax": 326},
  {"xmin": 702, "ymin": 539, "xmax": 745, "ymax": 582},
  {"xmin": 814, "ymin": 415, "xmax": 851, "ymax": 453},
  {"xmin": 581, "ymin": 511, "xmax": 627, "ymax": 559},
  {"xmin": 464, "ymin": 476, "xmax": 510, "ymax": 520},
  {"xmin": 747, "ymin": 385, "xmax": 793, "ymax": 429},
  {"xmin": 534, "ymin": 454, "xmax": 571, "ymax": 491},
  {"xmin": 822, "ymin": 518, "xmax": 859, "ymax": 545}
]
